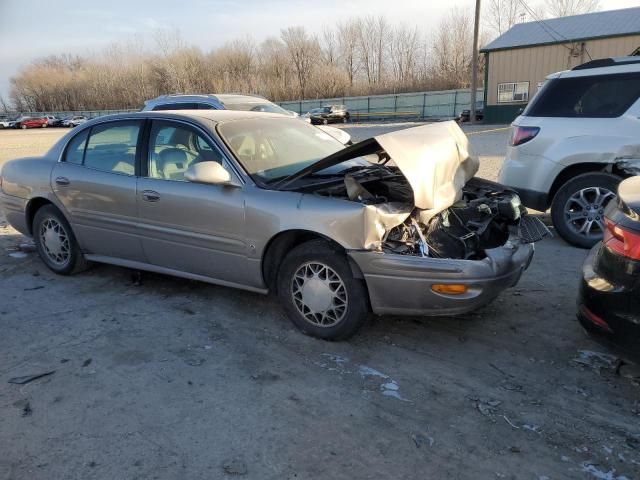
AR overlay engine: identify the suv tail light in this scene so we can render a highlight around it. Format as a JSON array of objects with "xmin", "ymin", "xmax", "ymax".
[
  {"xmin": 510, "ymin": 126, "xmax": 540, "ymax": 146},
  {"xmin": 604, "ymin": 218, "xmax": 640, "ymax": 260}
]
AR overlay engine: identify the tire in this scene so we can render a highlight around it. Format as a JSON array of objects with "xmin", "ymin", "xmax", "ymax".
[
  {"xmin": 42, "ymin": 123, "xmax": 47, "ymax": 128},
  {"xmin": 322, "ymin": 118, "xmax": 328, "ymax": 125},
  {"xmin": 20, "ymin": 124, "xmax": 27, "ymax": 130},
  {"xmin": 551, "ymin": 172, "xmax": 621, "ymax": 248},
  {"xmin": 33, "ymin": 205, "xmax": 89, "ymax": 275},
  {"xmin": 342, "ymin": 117, "xmax": 347, "ymax": 123},
  {"xmin": 277, "ymin": 240, "xmax": 369, "ymax": 340}
]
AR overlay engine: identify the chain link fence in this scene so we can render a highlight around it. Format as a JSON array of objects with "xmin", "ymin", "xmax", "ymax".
[
  {"xmin": 279, "ymin": 88, "xmax": 484, "ymax": 121},
  {"xmin": 2, "ymin": 88, "xmax": 483, "ymax": 123}
]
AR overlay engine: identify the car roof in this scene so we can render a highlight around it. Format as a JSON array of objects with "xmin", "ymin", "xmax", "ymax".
[
  {"xmin": 549, "ymin": 56, "xmax": 640, "ymax": 79},
  {"xmin": 84, "ymin": 109, "xmax": 288, "ymax": 126},
  {"xmin": 146, "ymin": 93, "xmax": 268, "ymax": 104}
]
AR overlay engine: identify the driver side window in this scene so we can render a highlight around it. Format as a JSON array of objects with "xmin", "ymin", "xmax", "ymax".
[{"xmin": 148, "ymin": 121, "xmax": 224, "ymax": 181}]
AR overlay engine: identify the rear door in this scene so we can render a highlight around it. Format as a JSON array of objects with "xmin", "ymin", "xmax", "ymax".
[
  {"xmin": 52, "ymin": 120, "xmax": 145, "ymax": 261},
  {"xmin": 136, "ymin": 119, "xmax": 249, "ymax": 284}
]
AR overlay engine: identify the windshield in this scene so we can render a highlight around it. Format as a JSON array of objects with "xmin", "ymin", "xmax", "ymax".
[
  {"xmin": 223, "ymin": 101, "xmax": 291, "ymax": 116},
  {"xmin": 218, "ymin": 118, "xmax": 367, "ymax": 183}
]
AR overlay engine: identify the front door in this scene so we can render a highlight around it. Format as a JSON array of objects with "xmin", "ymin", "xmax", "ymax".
[
  {"xmin": 52, "ymin": 120, "xmax": 145, "ymax": 261},
  {"xmin": 136, "ymin": 120, "xmax": 248, "ymax": 285}
]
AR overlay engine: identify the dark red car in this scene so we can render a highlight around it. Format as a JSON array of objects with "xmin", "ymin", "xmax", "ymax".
[{"xmin": 17, "ymin": 117, "xmax": 48, "ymax": 129}]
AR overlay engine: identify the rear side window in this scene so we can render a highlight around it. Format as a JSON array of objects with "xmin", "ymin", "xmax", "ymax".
[
  {"xmin": 524, "ymin": 72, "xmax": 640, "ymax": 118},
  {"xmin": 64, "ymin": 129, "xmax": 89, "ymax": 164},
  {"xmin": 152, "ymin": 103, "xmax": 198, "ymax": 111},
  {"xmin": 83, "ymin": 121, "xmax": 142, "ymax": 175}
]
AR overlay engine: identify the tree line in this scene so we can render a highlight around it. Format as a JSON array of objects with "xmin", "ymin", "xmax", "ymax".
[{"xmin": 5, "ymin": 0, "xmax": 600, "ymax": 112}]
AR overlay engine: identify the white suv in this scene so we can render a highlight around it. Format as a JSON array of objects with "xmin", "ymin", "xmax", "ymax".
[{"xmin": 499, "ymin": 57, "xmax": 640, "ymax": 248}]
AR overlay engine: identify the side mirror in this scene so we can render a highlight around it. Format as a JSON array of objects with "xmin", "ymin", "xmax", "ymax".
[{"xmin": 185, "ymin": 161, "xmax": 238, "ymax": 186}]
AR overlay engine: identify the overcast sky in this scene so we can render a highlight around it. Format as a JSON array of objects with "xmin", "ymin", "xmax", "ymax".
[{"xmin": 0, "ymin": 0, "xmax": 638, "ymax": 99}]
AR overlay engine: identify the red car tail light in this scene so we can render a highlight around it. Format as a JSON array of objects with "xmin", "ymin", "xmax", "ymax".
[
  {"xmin": 579, "ymin": 305, "xmax": 613, "ymax": 333},
  {"xmin": 509, "ymin": 126, "xmax": 540, "ymax": 146},
  {"xmin": 604, "ymin": 218, "xmax": 640, "ymax": 260}
]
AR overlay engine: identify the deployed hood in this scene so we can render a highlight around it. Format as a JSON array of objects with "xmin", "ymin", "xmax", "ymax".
[
  {"xmin": 377, "ymin": 121, "xmax": 478, "ymax": 211},
  {"xmin": 274, "ymin": 121, "xmax": 479, "ymax": 213}
]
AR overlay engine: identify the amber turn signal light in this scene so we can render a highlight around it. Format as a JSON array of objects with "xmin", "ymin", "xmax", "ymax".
[{"xmin": 431, "ymin": 284, "xmax": 468, "ymax": 295}]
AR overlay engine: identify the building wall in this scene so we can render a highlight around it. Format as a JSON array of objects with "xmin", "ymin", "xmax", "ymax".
[{"xmin": 484, "ymin": 34, "xmax": 640, "ymax": 123}]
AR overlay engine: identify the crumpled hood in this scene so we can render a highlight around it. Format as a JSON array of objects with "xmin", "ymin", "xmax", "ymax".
[
  {"xmin": 375, "ymin": 121, "xmax": 478, "ymax": 211},
  {"xmin": 275, "ymin": 121, "xmax": 479, "ymax": 214}
]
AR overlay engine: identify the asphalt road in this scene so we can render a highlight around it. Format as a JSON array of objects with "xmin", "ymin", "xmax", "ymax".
[{"xmin": 1, "ymin": 125, "xmax": 639, "ymax": 480}]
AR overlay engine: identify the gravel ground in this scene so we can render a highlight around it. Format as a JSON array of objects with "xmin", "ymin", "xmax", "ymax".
[{"xmin": 1, "ymin": 125, "xmax": 639, "ymax": 480}]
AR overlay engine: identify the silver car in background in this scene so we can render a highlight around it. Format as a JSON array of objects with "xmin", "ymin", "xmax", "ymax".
[{"xmin": 0, "ymin": 111, "xmax": 546, "ymax": 339}]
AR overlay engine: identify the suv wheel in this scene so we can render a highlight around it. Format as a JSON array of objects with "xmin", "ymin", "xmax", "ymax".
[
  {"xmin": 277, "ymin": 240, "xmax": 369, "ymax": 340},
  {"xmin": 33, "ymin": 205, "xmax": 89, "ymax": 275},
  {"xmin": 551, "ymin": 172, "xmax": 621, "ymax": 248}
]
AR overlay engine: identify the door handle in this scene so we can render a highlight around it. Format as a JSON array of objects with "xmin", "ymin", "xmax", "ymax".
[
  {"xmin": 142, "ymin": 190, "xmax": 160, "ymax": 202},
  {"xmin": 55, "ymin": 176, "xmax": 70, "ymax": 186}
]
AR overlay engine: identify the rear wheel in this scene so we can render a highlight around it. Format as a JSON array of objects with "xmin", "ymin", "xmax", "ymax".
[
  {"xmin": 551, "ymin": 172, "xmax": 621, "ymax": 248},
  {"xmin": 20, "ymin": 124, "xmax": 27, "ymax": 130},
  {"xmin": 277, "ymin": 240, "xmax": 369, "ymax": 340},
  {"xmin": 42, "ymin": 123, "xmax": 47, "ymax": 128},
  {"xmin": 322, "ymin": 118, "xmax": 328, "ymax": 125},
  {"xmin": 33, "ymin": 205, "xmax": 88, "ymax": 275}
]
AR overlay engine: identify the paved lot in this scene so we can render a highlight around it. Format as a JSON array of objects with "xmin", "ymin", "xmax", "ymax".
[{"xmin": 1, "ymin": 125, "xmax": 639, "ymax": 480}]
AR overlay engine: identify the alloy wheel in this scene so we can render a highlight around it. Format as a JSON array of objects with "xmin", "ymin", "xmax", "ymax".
[
  {"xmin": 291, "ymin": 262, "xmax": 348, "ymax": 327},
  {"xmin": 563, "ymin": 186, "xmax": 615, "ymax": 241}
]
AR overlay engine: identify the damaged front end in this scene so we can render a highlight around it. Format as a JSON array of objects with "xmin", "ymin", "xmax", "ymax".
[{"xmin": 276, "ymin": 121, "xmax": 550, "ymax": 260}]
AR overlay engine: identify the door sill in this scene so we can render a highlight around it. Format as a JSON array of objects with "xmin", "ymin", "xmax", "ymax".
[{"xmin": 83, "ymin": 254, "xmax": 269, "ymax": 294}]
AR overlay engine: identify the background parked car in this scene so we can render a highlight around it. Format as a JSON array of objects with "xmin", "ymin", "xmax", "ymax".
[
  {"xmin": 0, "ymin": 116, "xmax": 10, "ymax": 129},
  {"xmin": 44, "ymin": 115, "xmax": 60, "ymax": 126},
  {"xmin": 499, "ymin": 56, "xmax": 640, "ymax": 248},
  {"xmin": 16, "ymin": 117, "xmax": 48, "ymax": 129},
  {"xmin": 305, "ymin": 105, "xmax": 350, "ymax": 124},
  {"xmin": 142, "ymin": 93, "xmax": 351, "ymax": 144},
  {"xmin": 577, "ymin": 175, "xmax": 639, "ymax": 358},
  {"xmin": 62, "ymin": 115, "xmax": 88, "ymax": 127},
  {"xmin": 457, "ymin": 101, "xmax": 484, "ymax": 122}
]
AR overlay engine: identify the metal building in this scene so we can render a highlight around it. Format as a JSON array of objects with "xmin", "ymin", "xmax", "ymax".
[{"xmin": 480, "ymin": 7, "xmax": 640, "ymax": 124}]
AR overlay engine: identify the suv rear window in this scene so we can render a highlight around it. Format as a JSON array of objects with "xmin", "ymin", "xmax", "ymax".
[{"xmin": 523, "ymin": 72, "xmax": 640, "ymax": 118}]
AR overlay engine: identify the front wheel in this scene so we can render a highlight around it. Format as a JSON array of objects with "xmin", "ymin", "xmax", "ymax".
[
  {"xmin": 42, "ymin": 123, "xmax": 47, "ymax": 128},
  {"xmin": 551, "ymin": 172, "xmax": 621, "ymax": 248},
  {"xmin": 33, "ymin": 205, "xmax": 88, "ymax": 275},
  {"xmin": 20, "ymin": 124, "xmax": 27, "ymax": 130},
  {"xmin": 277, "ymin": 240, "xmax": 369, "ymax": 340}
]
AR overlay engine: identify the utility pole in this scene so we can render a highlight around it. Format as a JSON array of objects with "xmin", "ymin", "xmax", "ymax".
[{"xmin": 470, "ymin": 0, "xmax": 481, "ymax": 124}]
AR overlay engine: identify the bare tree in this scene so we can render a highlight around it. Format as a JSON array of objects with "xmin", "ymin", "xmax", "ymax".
[
  {"xmin": 280, "ymin": 27, "xmax": 320, "ymax": 100},
  {"xmin": 336, "ymin": 19, "xmax": 360, "ymax": 87},
  {"xmin": 544, "ymin": 0, "xmax": 600, "ymax": 17},
  {"xmin": 484, "ymin": 0, "xmax": 522, "ymax": 36},
  {"xmin": 431, "ymin": 8, "xmax": 475, "ymax": 89},
  {"xmin": 357, "ymin": 16, "xmax": 390, "ymax": 89},
  {"xmin": 389, "ymin": 25, "xmax": 421, "ymax": 88}
]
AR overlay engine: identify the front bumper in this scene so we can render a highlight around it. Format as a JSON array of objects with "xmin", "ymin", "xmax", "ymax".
[
  {"xmin": 577, "ymin": 243, "xmax": 640, "ymax": 351},
  {"xmin": 348, "ymin": 241, "xmax": 534, "ymax": 316}
]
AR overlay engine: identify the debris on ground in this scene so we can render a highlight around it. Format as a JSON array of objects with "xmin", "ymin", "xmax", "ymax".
[
  {"xmin": 472, "ymin": 397, "xmax": 502, "ymax": 417},
  {"xmin": 22, "ymin": 402, "xmax": 32, "ymax": 417},
  {"xmin": 82, "ymin": 358, "xmax": 92, "ymax": 367},
  {"xmin": 24, "ymin": 285, "xmax": 44, "ymax": 291},
  {"xmin": 19, "ymin": 242, "xmax": 36, "ymax": 252},
  {"xmin": 8, "ymin": 371, "xmax": 55, "ymax": 385},
  {"xmin": 571, "ymin": 350, "xmax": 624, "ymax": 374},
  {"xmin": 222, "ymin": 457, "xmax": 248, "ymax": 475},
  {"xmin": 411, "ymin": 433, "xmax": 435, "ymax": 448}
]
